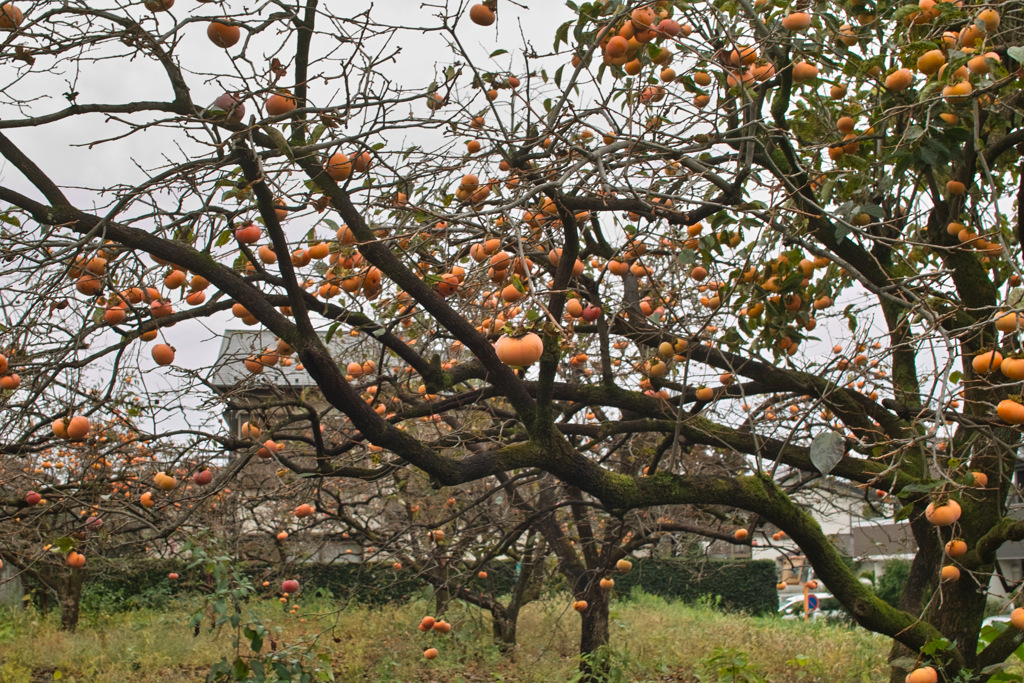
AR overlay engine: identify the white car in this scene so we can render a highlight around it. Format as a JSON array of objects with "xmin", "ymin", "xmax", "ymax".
[
  {"xmin": 778, "ymin": 593, "xmax": 848, "ymax": 621},
  {"xmin": 981, "ymin": 614, "xmax": 1013, "ymax": 630}
]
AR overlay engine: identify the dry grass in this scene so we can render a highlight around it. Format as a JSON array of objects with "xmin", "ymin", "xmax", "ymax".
[{"xmin": 0, "ymin": 591, "xmax": 889, "ymax": 682}]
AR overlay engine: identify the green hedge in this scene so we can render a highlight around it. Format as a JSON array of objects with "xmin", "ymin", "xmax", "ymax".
[
  {"xmin": 613, "ymin": 558, "xmax": 779, "ymax": 616},
  {"xmin": 79, "ymin": 557, "xmax": 777, "ymax": 615},
  {"xmin": 80, "ymin": 559, "xmax": 523, "ymax": 612}
]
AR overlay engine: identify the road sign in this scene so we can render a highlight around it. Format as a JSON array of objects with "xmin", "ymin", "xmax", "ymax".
[{"xmin": 807, "ymin": 594, "xmax": 819, "ymax": 611}]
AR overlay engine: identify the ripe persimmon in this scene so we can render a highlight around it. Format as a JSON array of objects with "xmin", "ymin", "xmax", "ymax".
[
  {"xmin": 997, "ymin": 399, "xmax": 1024, "ymax": 424},
  {"xmin": 154, "ymin": 472, "xmax": 178, "ymax": 490},
  {"xmin": 995, "ymin": 312, "xmax": 1023, "ymax": 333},
  {"xmin": 884, "ymin": 68, "xmax": 913, "ymax": 91},
  {"xmin": 468, "ymin": 4, "xmax": 494, "ymax": 26},
  {"xmin": 325, "ymin": 152, "xmax": 352, "ymax": 181},
  {"xmin": 945, "ymin": 539, "xmax": 967, "ymax": 558},
  {"xmin": 1001, "ymin": 358, "xmax": 1024, "ymax": 380},
  {"xmin": 781, "ymin": 12, "xmax": 811, "ymax": 31},
  {"xmin": 66, "ymin": 416, "xmax": 90, "ymax": 441},
  {"xmin": 907, "ymin": 667, "xmax": 938, "ymax": 683},
  {"xmin": 0, "ymin": 3, "xmax": 22, "ymax": 30},
  {"xmin": 924, "ymin": 500, "xmax": 961, "ymax": 526},
  {"xmin": 792, "ymin": 61, "xmax": 819, "ymax": 82},
  {"xmin": 207, "ymin": 20, "xmax": 240, "ymax": 48},
  {"xmin": 151, "ymin": 343, "xmax": 175, "ymax": 366},
  {"xmin": 972, "ymin": 351, "xmax": 1003, "ymax": 374},
  {"xmin": 917, "ymin": 49, "xmax": 945, "ymax": 76},
  {"xmin": 494, "ymin": 333, "xmax": 543, "ymax": 367},
  {"xmin": 975, "ymin": 8, "xmax": 999, "ymax": 32},
  {"xmin": 266, "ymin": 92, "xmax": 298, "ymax": 116}
]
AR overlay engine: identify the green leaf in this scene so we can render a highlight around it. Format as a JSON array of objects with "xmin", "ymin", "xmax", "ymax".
[
  {"xmin": 262, "ymin": 126, "xmax": 296, "ymax": 163},
  {"xmin": 490, "ymin": 49, "xmax": 508, "ymax": 57},
  {"xmin": 676, "ymin": 250, "xmax": 695, "ymax": 266},
  {"xmin": 894, "ymin": 504, "xmax": 914, "ymax": 522},
  {"xmin": 922, "ymin": 637, "xmax": 952, "ymax": 655},
  {"xmin": 1008, "ymin": 46, "xmax": 1024, "ymax": 66},
  {"xmin": 981, "ymin": 662, "xmax": 1010, "ymax": 675},
  {"xmin": 860, "ymin": 203, "xmax": 885, "ymax": 219},
  {"xmin": 1007, "ymin": 287, "xmax": 1024, "ymax": 308},
  {"xmin": 232, "ymin": 657, "xmax": 250, "ymax": 679},
  {"xmin": 553, "ymin": 20, "xmax": 571, "ymax": 49},
  {"xmin": 215, "ymin": 229, "xmax": 233, "ymax": 248},
  {"xmin": 810, "ymin": 431, "xmax": 845, "ymax": 475},
  {"xmin": 898, "ymin": 481, "xmax": 943, "ymax": 495}
]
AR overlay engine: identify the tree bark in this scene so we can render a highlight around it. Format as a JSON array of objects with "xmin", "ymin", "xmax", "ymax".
[
  {"xmin": 578, "ymin": 585, "xmax": 611, "ymax": 682},
  {"xmin": 492, "ymin": 605, "xmax": 519, "ymax": 652},
  {"xmin": 59, "ymin": 570, "xmax": 84, "ymax": 632}
]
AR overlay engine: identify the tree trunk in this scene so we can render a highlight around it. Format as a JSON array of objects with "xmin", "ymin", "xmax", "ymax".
[
  {"xmin": 578, "ymin": 587, "xmax": 611, "ymax": 682},
  {"xmin": 59, "ymin": 570, "xmax": 84, "ymax": 632},
  {"xmin": 36, "ymin": 583, "xmax": 52, "ymax": 615},
  {"xmin": 492, "ymin": 605, "xmax": 518, "ymax": 653},
  {"xmin": 432, "ymin": 564, "xmax": 451, "ymax": 616}
]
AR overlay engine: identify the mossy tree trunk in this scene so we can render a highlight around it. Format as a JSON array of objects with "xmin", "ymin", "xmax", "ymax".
[{"xmin": 577, "ymin": 582, "xmax": 611, "ymax": 681}]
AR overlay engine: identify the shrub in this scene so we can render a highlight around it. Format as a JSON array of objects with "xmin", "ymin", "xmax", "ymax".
[
  {"xmin": 874, "ymin": 559, "xmax": 911, "ymax": 609},
  {"xmin": 615, "ymin": 558, "xmax": 778, "ymax": 615},
  {"xmin": 80, "ymin": 558, "xmax": 526, "ymax": 612}
]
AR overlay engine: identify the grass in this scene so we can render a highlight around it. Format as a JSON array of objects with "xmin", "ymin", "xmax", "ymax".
[{"xmin": 0, "ymin": 590, "xmax": 890, "ymax": 682}]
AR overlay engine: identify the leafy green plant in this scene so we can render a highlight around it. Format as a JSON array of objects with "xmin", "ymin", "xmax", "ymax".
[
  {"xmin": 570, "ymin": 646, "xmax": 629, "ymax": 683},
  {"xmin": 183, "ymin": 536, "xmax": 334, "ymax": 683},
  {"xmin": 699, "ymin": 648, "xmax": 766, "ymax": 683}
]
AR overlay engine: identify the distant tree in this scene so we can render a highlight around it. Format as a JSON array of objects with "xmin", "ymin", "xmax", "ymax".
[{"xmin": 876, "ymin": 559, "xmax": 913, "ymax": 610}]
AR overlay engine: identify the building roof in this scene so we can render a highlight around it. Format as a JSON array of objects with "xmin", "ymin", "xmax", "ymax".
[{"xmin": 209, "ymin": 329, "xmax": 359, "ymax": 391}]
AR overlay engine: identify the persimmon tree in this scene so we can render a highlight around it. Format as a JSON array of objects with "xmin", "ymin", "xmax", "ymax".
[
  {"xmin": 0, "ymin": 414, "xmax": 219, "ymax": 630},
  {"xmin": 3, "ymin": 0, "xmax": 1024, "ymax": 680}
]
